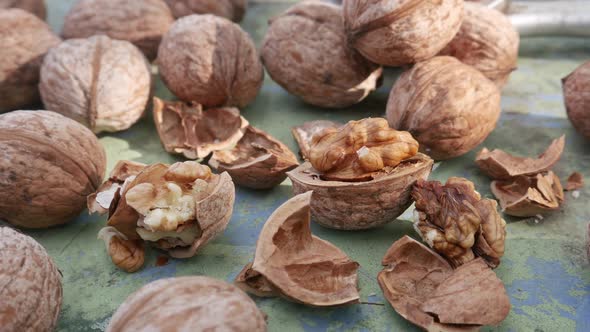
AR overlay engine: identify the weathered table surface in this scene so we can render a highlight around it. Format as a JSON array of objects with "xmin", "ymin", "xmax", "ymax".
[{"xmin": 4, "ymin": 1, "xmax": 589, "ymax": 331}]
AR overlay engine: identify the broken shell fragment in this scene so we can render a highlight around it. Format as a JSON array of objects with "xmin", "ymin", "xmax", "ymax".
[
  {"xmin": 291, "ymin": 120, "xmax": 342, "ymax": 161},
  {"xmin": 565, "ymin": 172, "xmax": 584, "ymax": 191},
  {"xmin": 235, "ymin": 262, "xmax": 278, "ymax": 298},
  {"xmin": 209, "ymin": 126, "xmax": 299, "ymax": 189},
  {"xmin": 152, "ymin": 97, "xmax": 248, "ymax": 159},
  {"xmin": 236, "ymin": 192, "xmax": 360, "ymax": 307},
  {"xmin": 98, "ymin": 227, "xmax": 145, "ymax": 273}
]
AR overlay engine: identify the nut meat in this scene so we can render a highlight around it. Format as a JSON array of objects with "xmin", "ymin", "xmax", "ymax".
[
  {"xmin": 164, "ymin": 0, "xmax": 247, "ymax": 21},
  {"xmin": 292, "ymin": 120, "xmax": 342, "ymax": 161},
  {"xmin": 0, "ymin": 0, "xmax": 46, "ymax": 19},
  {"xmin": 563, "ymin": 61, "xmax": 590, "ymax": 139}
]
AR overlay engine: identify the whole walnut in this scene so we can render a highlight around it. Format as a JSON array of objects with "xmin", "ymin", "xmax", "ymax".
[
  {"xmin": 0, "ymin": 0, "xmax": 46, "ymax": 19},
  {"xmin": 164, "ymin": 0, "xmax": 246, "ymax": 22},
  {"xmin": 261, "ymin": 1, "xmax": 382, "ymax": 108},
  {"xmin": 386, "ymin": 56, "xmax": 501, "ymax": 160},
  {"xmin": 563, "ymin": 61, "xmax": 590, "ymax": 139},
  {"xmin": 0, "ymin": 111, "xmax": 106, "ymax": 228},
  {"xmin": 62, "ymin": 0, "xmax": 174, "ymax": 60},
  {"xmin": 158, "ymin": 14, "xmax": 264, "ymax": 108},
  {"xmin": 440, "ymin": 2, "xmax": 519, "ymax": 87},
  {"xmin": 0, "ymin": 9, "xmax": 60, "ymax": 112},
  {"xmin": 343, "ymin": 0, "xmax": 464, "ymax": 67},
  {"xmin": 40, "ymin": 35, "xmax": 152, "ymax": 133},
  {"xmin": 0, "ymin": 227, "xmax": 62, "ymax": 331}
]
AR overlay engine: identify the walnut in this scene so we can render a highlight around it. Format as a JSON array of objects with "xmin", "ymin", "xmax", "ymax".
[
  {"xmin": 164, "ymin": 0, "xmax": 246, "ymax": 22},
  {"xmin": 565, "ymin": 172, "xmax": 584, "ymax": 191},
  {"xmin": 235, "ymin": 192, "xmax": 360, "ymax": 307},
  {"xmin": 98, "ymin": 227, "xmax": 145, "ymax": 273},
  {"xmin": 386, "ymin": 56, "xmax": 501, "ymax": 160},
  {"xmin": 158, "ymin": 14, "xmax": 264, "ymax": 108},
  {"xmin": 107, "ymin": 276, "xmax": 266, "ymax": 331},
  {"xmin": 291, "ymin": 120, "xmax": 342, "ymax": 161},
  {"xmin": 378, "ymin": 236, "xmax": 510, "ymax": 331},
  {"xmin": 343, "ymin": 0, "xmax": 464, "ymax": 67},
  {"xmin": 0, "ymin": 0, "xmax": 46, "ymax": 19},
  {"xmin": 0, "ymin": 227, "xmax": 62, "ymax": 331},
  {"xmin": 412, "ymin": 177, "xmax": 507, "ymax": 268},
  {"xmin": 261, "ymin": 1, "xmax": 382, "ymax": 108},
  {"xmin": 152, "ymin": 97, "xmax": 249, "ymax": 159},
  {"xmin": 439, "ymin": 2, "xmax": 519, "ymax": 87},
  {"xmin": 62, "ymin": 0, "xmax": 173, "ymax": 60},
  {"xmin": 40, "ymin": 35, "xmax": 152, "ymax": 133},
  {"xmin": 563, "ymin": 61, "xmax": 590, "ymax": 139},
  {"xmin": 209, "ymin": 126, "xmax": 299, "ymax": 189},
  {"xmin": 0, "ymin": 9, "xmax": 60, "ymax": 112},
  {"xmin": 0, "ymin": 111, "xmax": 106, "ymax": 228}
]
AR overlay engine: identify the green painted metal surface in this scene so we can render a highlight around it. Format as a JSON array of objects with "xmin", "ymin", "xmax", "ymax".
[{"xmin": 3, "ymin": 1, "xmax": 589, "ymax": 331}]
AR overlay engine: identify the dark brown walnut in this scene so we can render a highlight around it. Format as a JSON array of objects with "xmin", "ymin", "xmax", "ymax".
[
  {"xmin": 164, "ymin": 0, "xmax": 247, "ymax": 21},
  {"xmin": 292, "ymin": 120, "xmax": 342, "ymax": 161},
  {"xmin": 476, "ymin": 136, "xmax": 565, "ymax": 180},
  {"xmin": 288, "ymin": 153, "xmax": 433, "ymax": 230},
  {"xmin": 0, "ymin": 9, "xmax": 60, "ymax": 112},
  {"xmin": 98, "ymin": 227, "xmax": 145, "ymax": 273},
  {"xmin": 0, "ymin": 0, "xmax": 46, "ymax": 19},
  {"xmin": 152, "ymin": 97, "xmax": 248, "ymax": 159},
  {"xmin": 0, "ymin": 227, "xmax": 62, "ymax": 332},
  {"xmin": 491, "ymin": 171, "xmax": 565, "ymax": 217},
  {"xmin": 40, "ymin": 35, "xmax": 152, "ymax": 133},
  {"xmin": 565, "ymin": 172, "xmax": 584, "ymax": 191},
  {"xmin": 413, "ymin": 177, "xmax": 507, "ymax": 268},
  {"xmin": 309, "ymin": 118, "xmax": 419, "ymax": 182},
  {"xmin": 261, "ymin": 1, "xmax": 383, "ymax": 108},
  {"xmin": 209, "ymin": 126, "xmax": 299, "ymax": 189},
  {"xmin": 158, "ymin": 14, "xmax": 264, "ymax": 108},
  {"xmin": 62, "ymin": 0, "xmax": 174, "ymax": 60},
  {"xmin": 235, "ymin": 192, "xmax": 360, "ymax": 307},
  {"xmin": 107, "ymin": 276, "xmax": 267, "ymax": 332},
  {"xmin": 343, "ymin": 0, "xmax": 464, "ymax": 67},
  {"xmin": 439, "ymin": 2, "xmax": 519, "ymax": 87},
  {"xmin": 0, "ymin": 111, "xmax": 106, "ymax": 228},
  {"xmin": 387, "ymin": 56, "xmax": 501, "ymax": 160},
  {"xmin": 563, "ymin": 61, "xmax": 590, "ymax": 139}
]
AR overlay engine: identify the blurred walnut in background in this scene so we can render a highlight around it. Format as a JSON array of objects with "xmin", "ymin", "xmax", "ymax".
[
  {"xmin": 0, "ymin": 0, "xmax": 46, "ymax": 19},
  {"xmin": 164, "ymin": 0, "xmax": 246, "ymax": 21}
]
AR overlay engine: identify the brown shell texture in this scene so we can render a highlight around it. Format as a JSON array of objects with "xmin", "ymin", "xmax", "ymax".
[
  {"xmin": 439, "ymin": 2, "xmax": 519, "ymax": 87},
  {"xmin": 237, "ymin": 192, "xmax": 360, "ymax": 307},
  {"xmin": 476, "ymin": 136, "xmax": 565, "ymax": 180},
  {"xmin": 565, "ymin": 172, "xmax": 584, "ymax": 191},
  {"xmin": 209, "ymin": 126, "xmax": 299, "ymax": 189},
  {"xmin": 107, "ymin": 276, "xmax": 266, "ymax": 332},
  {"xmin": 164, "ymin": 0, "xmax": 247, "ymax": 21},
  {"xmin": 563, "ymin": 61, "xmax": 590, "ymax": 139},
  {"xmin": 158, "ymin": 14, "xmax": 264, "ymax": 108},
  {"xmin": 0, "ymin": 9, "xmax": 60, "ymax": 112},
  {"xmin": 288, "ymin": 153, "xmax": 433, "ymax": 230},
  {"xmin": 261, "ymin": 1, "xmax": 382, "ymax": 108},
  {"xmin": 0, "ymin": 111, "xmax": 106, "ymax": 228},
  {"xmin": 40, "ymin": 35, "xmax": 152, "ymax": 133},
  {"xmin": 0, "ymin": 227, "xmax": 62, "ymax": 331},
  {"xmin": 343, "ymin": 0, "xmax": 464, "ymax": 67},
  {"xmin": 386, "ymin": 56, "xmax": 501, "ymax": 160},
  {"xmin": 0, "ymin": 0, "xmax": 46, "ymax": 19},
  {"xmin": 152, "ymin": 97, "xmax": 249, "ymax": 159},
  {"xmin": 62, "ymin": 0, "xmax": 174, "ymax": 60},
  {"xmin": 412, "ymin": 177, "xmax": 507, "ymax": 268},
  {"xmin": 292, "ymin": 120, "xmax": 342, "ymax": 161}
]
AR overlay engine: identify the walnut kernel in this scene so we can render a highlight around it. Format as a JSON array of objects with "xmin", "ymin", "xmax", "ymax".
[{"xmin": 0, "ymin": 0, "xmax": 46, "ymax": 19}]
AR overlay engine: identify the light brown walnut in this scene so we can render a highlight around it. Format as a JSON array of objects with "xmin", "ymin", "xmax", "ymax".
[
  {"xmin": 563, "ymin": 61, "xmax": 590, "ymax": 139},
  {"xmin": 0, "ymin": 0, "xmax": 46, "ymax": 19},
  {"xmin": 164, "ymin": 0, "xmax": 246, "ymax": 21}
]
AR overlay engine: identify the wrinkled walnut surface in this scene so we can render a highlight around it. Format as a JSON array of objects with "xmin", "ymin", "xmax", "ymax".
[
  {"xmin": 40, "ymin": 35, "xmax": 152, "ymax": 133},
  {"xmin": 164, "ymin": 0, "xmax": 246, "ymax": 21},
  {"xmin": 565, "ymin": 172, "xmax": 584, "ymax": 191},
  {"xmin": 563, "ymin": 61, "xmax": 590, "ymax": 139},
  {"xmin": 0, "ymin": 0, "xmax": 46, "ymax": 19},
  {"xmin": 292, "ymin": 120, "xmax": 342, "ymax": 161}
]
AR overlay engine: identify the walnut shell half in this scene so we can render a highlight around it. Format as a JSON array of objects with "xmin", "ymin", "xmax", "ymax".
[
  {"xmin": 164, "ymin": 0, "xmax": 247, "ymax": 22},
  {"xmin": 0, "ymin": 111, "xmax": 106, "ymax": 228},
  {"xmin": 0, "ymin": 227, "xmax": 62, "ymax": 331},
  {"xmin": 236, "ymin": 192, "xmax": 360, "ymax": 307},
  {"xmin": 563, "ymin": 61, "xmax": 590, "ymax": 139},
  {"xmin": 107, "ymin": 276, "xmax": 266, "ymax": 332},
  {"xmin": 288, "ymin": 153, "xmax": 433, "ymax": 230},
  {"xmin": 209, "ymin": 126, "xmax": 299, "ymax": 189},
  {"xmin": 0, "ymin": 0, "xmax": 46, "ymax": 19}
]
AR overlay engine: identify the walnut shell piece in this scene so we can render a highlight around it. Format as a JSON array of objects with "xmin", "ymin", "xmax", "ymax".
[
  {"xmin": 0, "ymin": 227, "xmax": 62, "ymax": 331},
  {"xmin": 62, "ymin": 0, "xmax": 174, "ymax": 60},
  {"xmin": 158, "ymin": 14, "xmax": 264, "ymax": 108},
  {"xmin": 292, "ymin": 120, "xmax": 342, "ymax": 161},
  {"xmin": 343, "ymin": 0, "xmax": 464, "ymax": 67},
  {"xmin": 209, "ymin": 126, "xmax": 299, "ymax": 189},
  {"xmin": 439, "ymin": 2, "xmax": 519, "ymax": 87},
  {"xmin": 0, "ymin": 0, "xmax": 46, "ymax": 19},
  {"xmin": 152, "ymin": 97, "xmax": 248, "ymax": 159},
  {"xmin": 0, "ymin": 111, "xmax": 106, "ymax": 228},
  {"xmin": 387, "ymin": 56, "xmax": 501, "ymax": 160},
  {"xmin": 261, "ymin": 1, "xmax": 382, "ymax": 108},
  {"xmin": 107, "ymin": 276, "xmax": 266, "ymax": 332},
  {"xmin": 288, "ymin": 153, "xmax": 433, "ymax": 230},
  {"xmin": 236, "ymin": 192, "xmax": 360, "ymax": 307},
  {"xmin": 565, "ymin": 172, "xmax": 584, "ymax": 191},
  {"xmin": 563, "ymin": 61, "xmax": 590, "ymax": 139},
  {"xmin": 0, "ymin": 9, "xmax": 60, "ymax": 112},
  {"xmin": 164, "ymin": 0, "xmax": 247, "ymax": 22}
]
